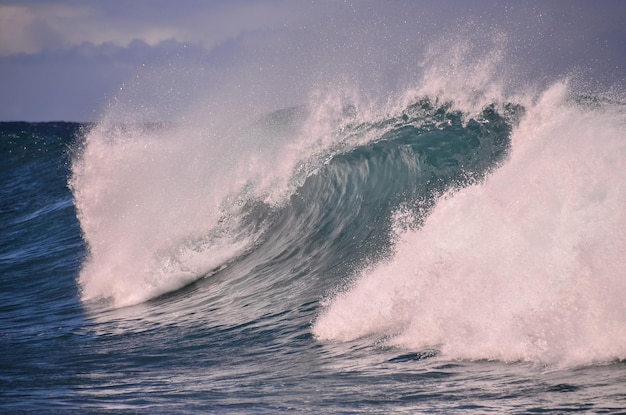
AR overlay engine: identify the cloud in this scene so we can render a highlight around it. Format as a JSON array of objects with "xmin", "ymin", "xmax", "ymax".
[
  {"xmin": 0, "ymin": 1, "xmax": 382, "ymax": 120},
  {"xmin": 0, "ymin": 0, "xmax": 320, "ymax": 57},
  {"xmin": 0, "ymin": 1, "xmax": 624, "ymax": 121},
  {"xmin": 2, "ymin": 38, "xmax": 208, "ymax": 65},
  {"xmin": 0, "ymin": 3, "xmax": 96, "ymax": 55}
]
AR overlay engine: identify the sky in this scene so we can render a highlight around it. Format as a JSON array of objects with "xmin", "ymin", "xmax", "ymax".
[{"xmin": 0, "ymin": 0, "xmax": 624, "ymax": 122}]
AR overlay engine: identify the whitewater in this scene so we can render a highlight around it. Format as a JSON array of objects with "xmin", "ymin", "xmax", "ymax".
[
  {"xmin": 314, "ymin": 81, "xmax": 626, "ymax": 366},
  {"xmin": 2, "ymin": 13, "xmax": 626, "ymax": 414}
]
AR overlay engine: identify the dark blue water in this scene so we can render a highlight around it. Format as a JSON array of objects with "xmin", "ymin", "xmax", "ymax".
[{"xmin": 2, "ymin": 86, "xmax": 626, "ymax": 413}]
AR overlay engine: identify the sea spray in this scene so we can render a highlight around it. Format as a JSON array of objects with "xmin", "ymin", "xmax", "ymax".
[
  {"xmin": 68, "ymin": 20, "xmax": 527, "ymax": 310},
  {"xmin": 70, "ymin": 76, "xmax": 388, "ymax": 308},
  {"xmin": 313, "ymin": 82, "xmax": 626, "ymax": 366},
  {"xmin": 70, "ymin": 121, "xmax": 248, "ymax": 306}
]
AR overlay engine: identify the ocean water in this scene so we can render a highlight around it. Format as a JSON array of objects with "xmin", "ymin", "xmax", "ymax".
[{"xmin": 2, "ymin": 37, "xmax": 626, "ymax": 414}]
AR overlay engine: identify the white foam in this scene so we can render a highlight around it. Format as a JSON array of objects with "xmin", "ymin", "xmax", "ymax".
[
  {"xmin": 313, "ymin": 81, "xmax": 626, "ymax": 366},
  {"xmin": 70, "ymin": 69, "xmax": 381, "ymax": 308}
]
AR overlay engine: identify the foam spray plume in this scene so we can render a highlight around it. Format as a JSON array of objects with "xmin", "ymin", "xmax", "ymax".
[
  {"xmin": 70, "ymin": 119, "xmax": 255, "ymax": 307},
  {"xmin": 70, "ymin": 59, "xmax": 378, "ymax": 308}
]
